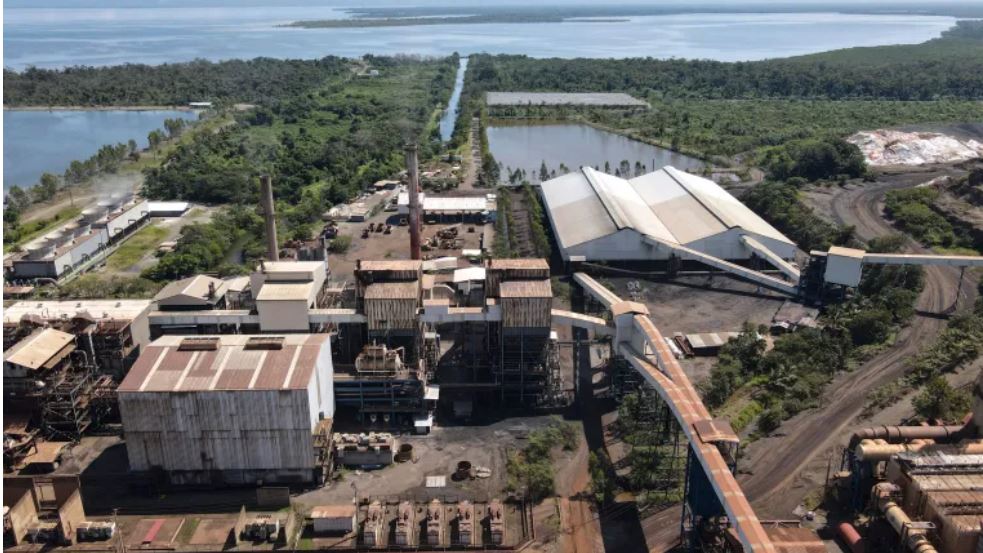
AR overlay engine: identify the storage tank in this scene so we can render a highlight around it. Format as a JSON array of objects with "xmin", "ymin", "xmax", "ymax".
[{"xmin": 25, "ymin": 241, "xmax": 48, "ymax": 260}]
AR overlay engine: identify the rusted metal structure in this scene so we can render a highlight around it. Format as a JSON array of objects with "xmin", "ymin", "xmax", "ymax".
[{"xmin": 394, "ymin": 500, "xmax": 415, "ymax": 546}]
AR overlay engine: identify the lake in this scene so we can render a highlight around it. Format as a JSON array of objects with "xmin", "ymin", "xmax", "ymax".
[
  {"xmin": 486, "ymin": 123, "xmax": 703, "ymax": 184},
  {"xmin": 3, "ymin": 109, "xmax": 199, "ymax": 191},
  {"xmin": 2, "ymin": 8, "xmax": 956, "ymax": 69}
]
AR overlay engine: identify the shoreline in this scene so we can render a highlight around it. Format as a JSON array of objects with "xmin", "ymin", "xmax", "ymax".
[{"xmin": 4, "ymin": 105, "xmax": 197, "ymax": 112}]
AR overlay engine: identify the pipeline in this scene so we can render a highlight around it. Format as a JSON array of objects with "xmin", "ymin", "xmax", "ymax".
[
  {"xmin": 872, "ymin": 483, "xmax": 938, "ymax": 553},
  {"xmin": 836, "ymin": 522, "xmax": 863, "ymax": 553},
  {"xmin": 855, "ymin": 438, "xmax": 983, "ymax": 462},
  {"xmin": 848, "ymin": 424, "xmax": 968, "ymax": 450}
]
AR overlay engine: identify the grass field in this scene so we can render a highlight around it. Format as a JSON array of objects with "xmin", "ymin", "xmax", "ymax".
[{"xmin": 105, "ymin": 224, "xmax": 167, "ymax": 271}]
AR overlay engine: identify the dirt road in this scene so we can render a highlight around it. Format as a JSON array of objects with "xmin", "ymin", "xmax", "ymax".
[{"xmin": 738, "ymin": 175, "xmax": 977, "ymax": 517}]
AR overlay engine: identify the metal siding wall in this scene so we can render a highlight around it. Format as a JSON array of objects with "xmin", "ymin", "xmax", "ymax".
[
  {"xmin": 120, "ymin": 389, "xmax": 315, "ymax": 473},
  {"xmin": 68, "ymin": 229, "xmax": 107, "ymax": 266},
  {"xmin": 570, "ymin": 229, "xmax": 663, "ymax": 261}
]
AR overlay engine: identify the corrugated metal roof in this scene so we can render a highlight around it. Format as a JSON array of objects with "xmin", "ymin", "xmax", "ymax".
[
  {"xmin": 499, "ymin": 279, "xmax": 552, "ymax": 298},
  {"xmin": 3, "ymin": 328, "xmax": 76, "ymax": 370},
  {"xmin": 3, "ymin": 299, "xmax": 151, "ymax": 322},
  {"xmin": 364, "ymin": 281, "xmax": 419, "ymax": 300},
  {"xmin": 488, "ymin": 259, "xmax": 549, "ymax": 270},
  {"xmin": 453, "ymin": 267, "xmax": 486, "ymax": 282},
  {"xmin": 312, "ymin": 505, "xmax": 357, "ymax": 518},
  {"xmin": 398, "ymin": 193, "xmax": 491, "ymax": 213},
  {"xmin": 486, "ymin": 92, "xmax": 648, "ymax": 107},
  {"xmin": 255, "ymin": 282, "xmax": 314, "ymax": 302},
  {"xmin": 118, "ymin": 334, "xmax": 329, "ymax": 392},
  {"xmin": 358, "ymin": 260, "xmax": 422, "ymax": 272},
  {"xmin": 153, "ymin": 274, "xmax": 226, "ymax": 304},
  {"xmin": 540, "ymin": 166, "xmax": 795, "ymax": 250}
]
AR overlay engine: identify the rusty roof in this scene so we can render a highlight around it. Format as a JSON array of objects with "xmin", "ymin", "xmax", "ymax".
[
  {"xmin": 358, "ymin": 260, "xmax": 422, "ymax": 272},
  {"xmin": 3, "ymin": 328, "xmax": 76, "ymax": 370},
  {"xmin": 311, "ymin": 505, "xmax": 357, "ymax": 518},
  {"xmin": 488, "ymin": 258, "xmax": 549, "ymax": 270},
  {"xmin": 364, "ymin": 281, "xmax": 419, "ymax": 300},
  {"xmin": 499, "ymin": 279, "xmax": 552, "ymax": 298},
  {"xmin": 693, "ymin": 419, "xmax": 740, "ymax": 444},
  {"xmin": 118, "ymin": 334, "xmax": 330, "ymax": 393}
]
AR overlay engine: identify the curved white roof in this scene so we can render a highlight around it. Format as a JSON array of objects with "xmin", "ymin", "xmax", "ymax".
[{"xmin": 540, "ymin": 166, "xmax": 794, "ymax": 250}]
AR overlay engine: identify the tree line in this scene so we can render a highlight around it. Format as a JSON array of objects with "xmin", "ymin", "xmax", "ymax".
[
  {"xmin": 464, "ymin": 21, "xmax": 983, "ymax": 101},
  {"xmin": 3, "ymin": 57, "xmax": 351, "ymax": 107}
]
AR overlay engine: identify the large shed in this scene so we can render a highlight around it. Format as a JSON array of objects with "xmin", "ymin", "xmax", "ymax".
[
  {"xmin": 540, "ymin": 166, "xmax": 796, "ymax": 262},
  {"xmin": 118, "ymin": 334, "xmax": 334, "ymax": 485}
]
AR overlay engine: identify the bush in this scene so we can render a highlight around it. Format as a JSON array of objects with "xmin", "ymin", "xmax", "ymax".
[
  {"xmin": 913, "ymin": 376, "xmax": 972, "ymax": 422},
  {"xmin": 847, "ymin": 309, "xmax": 893, "ymax": 346},
  {"xmin": 757, "ymin": 406, "xmax": 786, "ymax": 434},
  {"xmin": 328, "ymin": 234, "xmax": 352, "ymax": 253}
]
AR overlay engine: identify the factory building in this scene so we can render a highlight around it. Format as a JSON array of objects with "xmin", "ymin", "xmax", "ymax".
[
  {"xmin": 117, "ymin": 334, "xmax": 334, "ymax": 485},
  {"xmin": 540, "ymin": 166, "xmax": 795, "ymax": 263},
  {"xmin": 397, "ymin": 192, "xmax": 497, "ymax": 223},
  {"xmin": 4, "ymin": 195, "xmax": 149, "ymax": 281},
  {"xmin": 3, "ymin": 300, "xmax": 154, "ymax": 469},
  {"xmin": 3, "ymin": 300, "xmax": 152, "ymax": 378}
]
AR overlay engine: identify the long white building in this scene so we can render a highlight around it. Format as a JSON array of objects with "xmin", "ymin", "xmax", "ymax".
[{"xmin": 540, "ymin": 166, "xmax": 796, "ymax": 262}]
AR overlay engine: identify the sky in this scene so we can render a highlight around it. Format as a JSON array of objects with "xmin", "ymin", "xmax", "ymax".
[{"xmin": 5, "ymin": 0, "xmax": 980, "ymax": 8}]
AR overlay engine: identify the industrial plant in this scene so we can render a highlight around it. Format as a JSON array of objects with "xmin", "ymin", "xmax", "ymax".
[
  {"xmin": 3, "ymin": 144, "xmax": 982, "ymax": 553},
  {"xmin": 4, "ymin": 194, "xmax": 149, "ymax": 281}
]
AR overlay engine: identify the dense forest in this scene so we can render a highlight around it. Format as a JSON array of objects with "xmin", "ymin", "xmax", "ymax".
[
  {"xmin": 465, "ymin": 21, "xmax": 983, "ymax": 101},
  {"xmin": 140, "ymin": 55, "xmax": 457, "ymax": 280},
  {"xmin": 3, "ymin": 57, "xmax": 351, "ymax": 107}
]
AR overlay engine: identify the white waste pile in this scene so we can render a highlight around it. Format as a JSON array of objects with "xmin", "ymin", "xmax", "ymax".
[{"xmin": 847, "ymin": 130, "xmax": 983, "ymax": 167}]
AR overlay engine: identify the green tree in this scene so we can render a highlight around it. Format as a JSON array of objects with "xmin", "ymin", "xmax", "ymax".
[
  {"xmin": 148, "ymin": 129, "xmax": 164, "ymax": 158},
  {"xmin": 34, "ymin": 172, "xmax": 59, "ymax": 202},
  {"xmin": 913, "ymin": 376, "xmax": 971, "ymax": 422}
]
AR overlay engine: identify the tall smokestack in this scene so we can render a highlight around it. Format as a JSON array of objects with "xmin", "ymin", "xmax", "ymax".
[
  {"xmin": 260, "ymin": 174, "xmax": 279, "ymax": 261},
  {"xmin": 404, "ymin": 144, "xmax": 422, "ymax": 260}
]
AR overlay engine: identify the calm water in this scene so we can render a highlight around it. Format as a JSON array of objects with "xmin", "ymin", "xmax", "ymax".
[
  {"xmin": 487, "ymin": 124, "xmax": 703, "ymax": 184},
  {"xmin": 3, "ymin": 110, "xmax": 199, "ymax": 190},
  {"xmin": 438, "ymin": 57, "xmax": 469, "ymax": 142},
  {"xmin": 3, "ymin": 8, "xmax": 956, "ymax": 69}
]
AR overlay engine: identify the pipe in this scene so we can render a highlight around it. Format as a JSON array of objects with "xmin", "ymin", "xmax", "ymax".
[
  {"xmin": 872, "ymin": 483, "xmax": 938, "ymax": 553},
  {"xmin": 836, "ymin": 522, "xmax": 863, "ymax": 553},
  {"xmin": 855, "ymin": 439, "xmax": 983, "ymax": 462},
  {"xmin": 404, "ymin": 144, "xmax": 421, "ymax": 260},
  {"xmin": 848, "ymin": 424, "xmax": 967, "ymax": 450},
  {"xmin": 260, "ymin": 175, "xmax": 279, "ymax": 261}
]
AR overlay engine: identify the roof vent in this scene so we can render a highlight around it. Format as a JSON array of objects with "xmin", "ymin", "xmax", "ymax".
[
  {"xmin": 245, "ymin": 337, "xmax": 285, "ymax": 350},
  {"xmin": 178, "ymin": 337, "xmax": 220, "ymax": 351}
]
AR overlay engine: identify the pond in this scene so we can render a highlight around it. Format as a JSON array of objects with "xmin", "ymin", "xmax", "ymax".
[
  {"xmin": 3, "ymin": 109, "xmax": 200, "ymax": 191},
  {"xmin": 486, "ymin": 123, "xmax": 703, "ymax": 184}
]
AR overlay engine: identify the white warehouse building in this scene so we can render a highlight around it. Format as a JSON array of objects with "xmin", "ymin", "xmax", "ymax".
[
  {"xmin": 118, "ymin": 334, "xmax": 334, "ymax": 485},
  {"xmin": 540, "ymin": 166, "xmax": 796, "ymax": 263}
]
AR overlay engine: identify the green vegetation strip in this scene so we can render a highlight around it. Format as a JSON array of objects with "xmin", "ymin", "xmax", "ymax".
[
  {"xmin": 106, "ymin": 224, "xmax": 168, "ymax": 271},
  {"xmin": 3, "ymin": 206, "xmax": 81, "ymax": 252}
]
